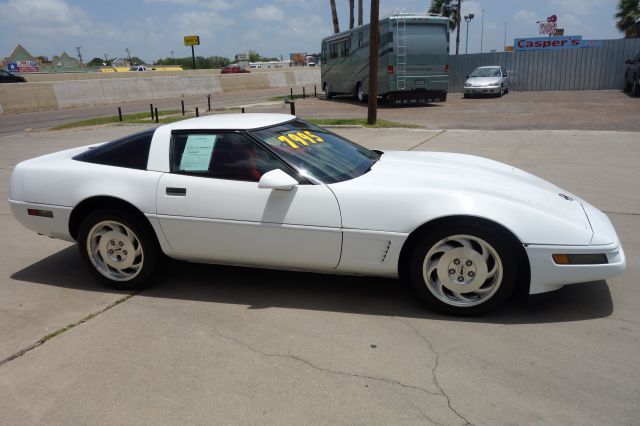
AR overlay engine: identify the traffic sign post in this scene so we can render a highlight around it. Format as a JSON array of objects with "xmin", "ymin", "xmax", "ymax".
[{"xmin": 184, "ymin": 35, "xmax": 200, "ymax": 70}]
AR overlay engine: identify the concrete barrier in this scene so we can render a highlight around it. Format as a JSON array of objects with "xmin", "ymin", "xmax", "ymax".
[{"xmin": 0, "ymin": 69, "xmax": 321, "ymax": 114}]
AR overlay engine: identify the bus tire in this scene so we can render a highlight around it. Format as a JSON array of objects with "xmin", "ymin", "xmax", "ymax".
[
  {"xmin": 355, "ymin": 83, "xmax": 367, "ymax": 103},
  {"xmin": 324, "ymin": 83, "xmax": 333, "ymax": 99}
]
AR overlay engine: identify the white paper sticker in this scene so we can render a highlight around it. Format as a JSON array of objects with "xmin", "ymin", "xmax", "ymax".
[{"xmin": 179, "ymin": 134, "xmax": 217, "ymax": 171}]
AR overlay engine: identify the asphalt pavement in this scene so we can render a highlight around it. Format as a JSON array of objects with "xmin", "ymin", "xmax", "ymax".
[{"xmin": 0, "ymin": 123, "xmax": 638, "ymax": 424}]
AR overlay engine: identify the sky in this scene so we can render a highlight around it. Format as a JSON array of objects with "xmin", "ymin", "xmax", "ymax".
[{"xmin": 0, "ymin": 0, "xmax": 624, "ymax": 63}]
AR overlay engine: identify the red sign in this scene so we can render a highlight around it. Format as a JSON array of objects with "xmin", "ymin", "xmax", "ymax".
[{"xmin": 547, "ymin": 15, "xmax": 557, "ymax": 23}]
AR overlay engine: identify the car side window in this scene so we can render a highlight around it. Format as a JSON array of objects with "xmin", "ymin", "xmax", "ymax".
[
  {"xmin": 0, "ymin": 70, "xmax": 9, "ymax": 76},
  {"xmin": 171, "ymin": 132, "xmax": 292, "ymax": 182}
]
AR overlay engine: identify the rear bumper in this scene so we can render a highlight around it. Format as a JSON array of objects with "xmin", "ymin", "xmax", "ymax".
[
  {"xmin": 385, "ymin": 90, "xmax": 447, "ymax": 103},
  {"xmin": 8, "ymin": 200, "xmax": 74, "ymax": 242},
  {"xmin": 526, "ymin": 239, "xmax": 626, "ymax": 294}
]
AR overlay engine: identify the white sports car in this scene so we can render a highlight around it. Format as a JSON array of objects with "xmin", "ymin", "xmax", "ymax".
[{"xmin": 9, "ymin": 114, "xmax": 626, "ymax": 315}]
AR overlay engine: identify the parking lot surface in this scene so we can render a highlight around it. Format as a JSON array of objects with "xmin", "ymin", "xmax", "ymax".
[
  {"xmin": 0, "ymin": 122, "xmax": 639, "ymax": 424},
  {"xmin": 254, "ymin": 90, "xmax": 640, "ymax": 131}
]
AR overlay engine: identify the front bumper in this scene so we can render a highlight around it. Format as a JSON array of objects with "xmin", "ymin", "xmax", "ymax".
[
  {"xmin": 464, "ymin": 86, "xmax": 501, "ymax": 94},
  {"xmin": 526, "ymin": 238, "xmax": 626, "ymax": 294}
]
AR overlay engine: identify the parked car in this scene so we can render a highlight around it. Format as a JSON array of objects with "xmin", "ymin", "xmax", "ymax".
[
  {"xmin": 9, "ymin": 114, "xmax": 626, "ymax": 315},
  {"xmin": 129, "ymin": 65, "xmax": 148, "ymax": 72},
  {"xmin": 0, "ymin": 69, "xmax": 26, "ymax": 83},
  {"xmin": 463, "ymin": 66, "xmax": 509, "ymax": 98},
  {"xmin": 624, "ymin": 52, "xmax": 640, "ymax": 96},
  {"xmin": 221, "ymin": 66, "xmax": 250, "ymax": 74}
]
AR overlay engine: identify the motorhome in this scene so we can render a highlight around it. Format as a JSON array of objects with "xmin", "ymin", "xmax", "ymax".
[{"xmin": 321, "ymin": 13, "xmax": 450, "ymax": 103}]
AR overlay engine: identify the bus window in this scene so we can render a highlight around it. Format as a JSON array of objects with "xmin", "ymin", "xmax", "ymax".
[
  {"xmin": 341, "ymin": 40, "xmax": 350, "ymax": 57},
  {"xmin": 329, "ymin": 43, "xmax": 338, "ymax": 59}
]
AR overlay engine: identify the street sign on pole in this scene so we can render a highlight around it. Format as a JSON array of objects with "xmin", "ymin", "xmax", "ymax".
[
  {"xmin": 184, "ymin": 35, "xmax": 200, "ymax": 69},
  {"xmin": 367, "ymin": 0, "xmax": 379, "ymax": 125}
]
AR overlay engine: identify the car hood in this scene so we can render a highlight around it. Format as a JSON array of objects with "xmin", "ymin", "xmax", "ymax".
[
  {"xmin": 466, "ymin": 76, "xmax": 501, "ymax": 86},
  {"xmin": 334, "ymin": 151, "xmax": 590, "ymax": 236}
]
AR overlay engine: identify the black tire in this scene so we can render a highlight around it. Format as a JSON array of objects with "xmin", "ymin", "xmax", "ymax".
[
  {"xmin": 633, "ymin": 78, "xmax": 640, "ymax": 97},
  {"xmin": 623, "ymin": 77, "xmax": 631, "ymax": 92},
  {"xmin": 407, "ymin": 221, "xmax": 520, "ymax": 316},
  {"xmin": 463, "ymin": 93, "xmax": 470, "ymax": 99},
  {"xmin": 78, "ymin": 209, "xmax": 162, "ymax": 290},
  {"xmin": 498, "ymin": 85, "xmax": 504, "ymax": 97},
  {"xmin": 504, "ymin": 86, "xmax": 510, "ymax": 94},
  {"xmin": 355, "ymin": 82, "xmax": 367, "ymax": 103},
  {"xmin": 324, "ymin": 83, "xmax": 333, "ymax": 99}
]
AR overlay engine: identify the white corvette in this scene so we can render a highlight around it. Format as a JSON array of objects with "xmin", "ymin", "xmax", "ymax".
[{"xmin": 9, "ymin": 114, "xmax": 625, "ymax": 315}]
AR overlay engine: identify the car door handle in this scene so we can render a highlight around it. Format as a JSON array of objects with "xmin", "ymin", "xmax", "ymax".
[{"xmin": 166, "ymin": 187, "xmax": 187, "ymax": 196}]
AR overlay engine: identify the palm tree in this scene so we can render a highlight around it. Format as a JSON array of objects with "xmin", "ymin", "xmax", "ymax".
[
  {"xmin": 429, "ymin": 0, "xmax": 463, "ymax": 54},
  {"xmin": 349, "ymin": 0, "xmax": 355, "ymax": 29},
  {"xmin": 616, "ymin": 0, "xmax": 640, "ymax": 37},
  {"xmin": 330, "ymin": 0, "xmax": 340, "ymax": 33}
]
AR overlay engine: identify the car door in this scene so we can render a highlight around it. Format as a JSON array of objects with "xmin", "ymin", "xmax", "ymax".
[
  {"xmin": 156, "ymin": 130, "xmax": 343, "ymax": 270},
  {"xmin": 502, "ymin": 68, "xmax": 509, "ymax": 89}
]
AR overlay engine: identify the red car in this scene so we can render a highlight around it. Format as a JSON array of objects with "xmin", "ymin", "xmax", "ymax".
[{"xmin": 221, "ymin": 66, "xmax": 250, "ymax": 74}]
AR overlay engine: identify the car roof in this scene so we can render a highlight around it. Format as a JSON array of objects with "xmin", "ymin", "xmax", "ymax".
[
  {"xmin": 164, "ymin": 113, "xmax": 295, "ymax": 131},
  {"xmin": 476, "ymin": 65, "xmax": 501, "ymax": 69}
]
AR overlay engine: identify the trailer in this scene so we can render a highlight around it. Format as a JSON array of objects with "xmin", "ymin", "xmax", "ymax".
[{"xmin": 320, "ymin": 13, "xmax": 450, "ymax": 104}]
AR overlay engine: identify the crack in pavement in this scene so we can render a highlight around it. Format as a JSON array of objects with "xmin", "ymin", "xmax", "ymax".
[
  {"xmin": 0, "ymin": 293, "xmax": 137, "ymax": 368},
  {"xmin": 207, "ymin": 326, "xmax": 454, "ymax": 400},
  {"xmin": 408, "ymin": 130, "xmax": 447, "ymax": 151},
  {"xmin": 394, "ymin": 318, "xmax": 473, "ymax": 426}
]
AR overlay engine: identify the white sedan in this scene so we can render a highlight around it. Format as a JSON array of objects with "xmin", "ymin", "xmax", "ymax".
[{"xmin": 9, "ymin": 114, "xmax": 625, "ymax": 315}]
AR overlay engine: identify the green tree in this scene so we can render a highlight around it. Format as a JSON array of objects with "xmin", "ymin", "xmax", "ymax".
[
  {"xmin": 87, "ymin": 57, "xmax": 107, "ymax": 67},
  {"xmin": 429, "ymin": 0, "xmax": 462, "ymax": 54},
  {"xmin": 616, "ymin": 0, "xmax": 640, "ymax": 37}
]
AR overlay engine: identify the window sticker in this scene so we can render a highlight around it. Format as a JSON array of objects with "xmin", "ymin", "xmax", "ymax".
[
  {"xmin": 277, "ymin": 131, "xmax": 325, "ymax": 149},
  {"xmin": 179, "ymin": 134, "xmax": 217, "ymax": 171}
]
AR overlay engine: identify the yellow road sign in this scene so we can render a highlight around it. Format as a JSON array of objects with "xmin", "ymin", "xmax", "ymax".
[{"xmin": 184, "ymin": 36, "xmax": 200, "ymax": 46}]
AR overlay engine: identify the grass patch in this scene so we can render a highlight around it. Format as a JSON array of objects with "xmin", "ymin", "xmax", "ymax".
[
  {"xmin": 267, "ymin": 94, "xmax": 308, "ymax": 101},
  {"xmin": 51, "ymin": 109, "xmax": 184, "ymax": 130},
  {"xmin": 307, "ymin": 118, "xmax": 421, "ymax": 128}
]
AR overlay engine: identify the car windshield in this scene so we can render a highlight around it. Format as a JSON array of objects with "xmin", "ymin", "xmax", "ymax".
[
  {"xmin": 470, "ymin": 68, "xmax": 501, "ymax": 77},
  {"xmin": 251, "ymin": 119, "xmax": 379, "ymax": 184}
]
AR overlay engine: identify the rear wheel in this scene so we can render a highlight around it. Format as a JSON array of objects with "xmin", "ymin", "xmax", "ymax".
[
  {"xmin": 633, "ymin": 77, "xmax": 640, "ymax": 97},
  {"xmin": 78, "ymin": 209, "xmax": 161, "ymax": 290},
  {"xmin": 408, "ymin": 222, "xmax": 519, "ymax": 315},
  {"xmin": 355, "ymin": 83, "xmax": 367, "ymax": 103}
]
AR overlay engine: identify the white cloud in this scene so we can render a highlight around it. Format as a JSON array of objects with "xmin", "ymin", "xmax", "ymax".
[
  {"xmin": 245, "ymin": 5, "xmax": 285, "ymax": 22},
  {"xmin": 143, "ymin": 0, "xmax": 234, "ymax": 9},
  {"xmin": 547, "ymin": 0, "xmax": 606, "ymax": 17},
  {"xmin": 514, "ymin": 9, "xmax": 539, "ymax": 24}
]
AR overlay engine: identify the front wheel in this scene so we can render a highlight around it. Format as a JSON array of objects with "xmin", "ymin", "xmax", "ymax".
[
  {"xmin": 324, "ymin": 83, "xmax": 333, "ymax": 99},
  {"xmin": 633, "ymin": 78, "xmax": 640, "ymax": 97},
  {"xmin": 78, "ymin": 209, "xmax": 161, "ymax": 290},
  {"xmin": 408, "ymin": 223, "xmax": 519, "ymax": 315}
]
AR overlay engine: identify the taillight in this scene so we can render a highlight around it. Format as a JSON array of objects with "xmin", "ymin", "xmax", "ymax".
[
  {"xmin": 445, "ymin": 64, "xmax": 449, "ymax": 73},
  {"xmin": 387, "ymin": 65, "xmax": 394, "ymax": 75}
]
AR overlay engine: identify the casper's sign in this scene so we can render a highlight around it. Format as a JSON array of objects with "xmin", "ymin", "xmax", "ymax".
[{"xmin": 514, "ymin": 35, "xmax": 582, "ymax": 51}]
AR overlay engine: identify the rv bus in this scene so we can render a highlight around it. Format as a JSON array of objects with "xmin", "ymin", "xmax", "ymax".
[{"xmin": 321, "ymin": 13, "xmax": 450, "ymax": 103}]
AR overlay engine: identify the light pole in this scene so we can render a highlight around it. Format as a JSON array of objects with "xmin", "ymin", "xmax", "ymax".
[
  {"xmin": 480, "ymin": 9, "xmax": 485, "ymax": 53},
  {"xmin": 464, "ymin": 14, "xmax": 475, "ymax": 54},
  {"xmin": 503, "ymin": 21, "xmax": 508, "ymax": 51}
]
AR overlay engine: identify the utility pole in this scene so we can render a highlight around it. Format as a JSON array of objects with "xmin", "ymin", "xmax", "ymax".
[
  {"xmin": 104, "ymin": 53, "xmax": 108, "ymax": 64},
  {"xmin": 367, "ymin": 0, "xmax": 379, "ymax": 125},
  {"xmin": 464, "ymin": 14, "xmax": 474, "ymax": 54},
  {"xmin": 125, "ymin": 48, "xmax": 131, "ymax": 62},
  {"xmin": 75, "ymin": 46, "xmax": 83, "ymax": 65},
  {"xmin": 504, "ymin": 22, "xmax": 508, "ymax": 51},
  {"xmin": 170, "ymin": 50, "xmax": 174, "ymax": 59},
  {"xmin": 480, "ymin": 9, "xmax": 485, "ymax": 53},
  {"xmin": 455, "ymin": 0, "xmax": 461, "ymax": 54}
]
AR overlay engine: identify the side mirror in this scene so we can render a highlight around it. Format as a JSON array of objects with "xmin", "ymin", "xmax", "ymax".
[
  {"xmin": 625, "ymin": 59, "xmax": 633, "ymax": 64},
  {"xmin": 503, "ymin": 73, "xmax": 508, "ymax": 77},
  {"xmin": 258, "ymin": 169, "xmax": 298, "ymax": 191}
]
